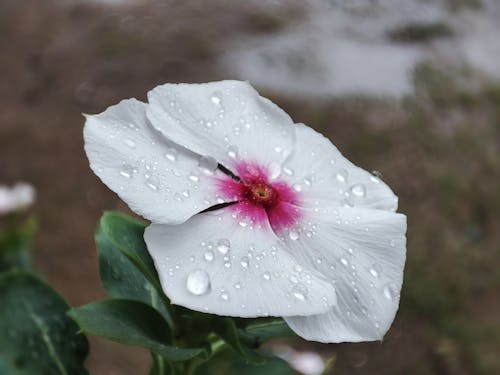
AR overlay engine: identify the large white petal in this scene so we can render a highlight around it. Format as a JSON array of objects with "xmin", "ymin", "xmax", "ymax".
[
  {"xmin": 282, "ymin": 123, "xmax": 398, "ymax": 211},
  {"xmin": 146, "ymin": 80, "xmax": 295, "ymax": 172},
  {"xmin": 84, "ymin": 99, "xmax": 229, "ymax": 225},
  {"xmin": 282, "ymin": 206, "xmax": 406, "ymax": 343},
  {"xmin": 144, "ymin": 206, "xmax": 336, "ymax": 318}
]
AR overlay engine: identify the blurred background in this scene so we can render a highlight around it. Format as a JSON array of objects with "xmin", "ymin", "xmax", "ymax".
[{"xmin": 1, "ymin": 0, "xmax": 500, "ymax": 373}]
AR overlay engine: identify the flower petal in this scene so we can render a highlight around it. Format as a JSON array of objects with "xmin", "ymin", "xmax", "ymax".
[
  {"xmin": 144, "ymin": 206, "xmax": 336, "ymax": 318},
  {"xmin": 84, "ymin": 99, "xmax": 229, "ymax": 225},
  {"xmin": 282, "ymin": 206, "xmax": 406, "ymax": 343},
  {"xmin": 146, "ymin": 80, "xmax": 295, "ymax": 172},
  {"xmin": 283, "ymin": 123, "xmax": 398, "ymax": 211}
]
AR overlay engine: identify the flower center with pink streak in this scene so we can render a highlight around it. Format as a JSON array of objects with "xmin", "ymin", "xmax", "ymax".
[{"xmin": 218, "ymin": 162, "xmax": 301, "ymax": 233}]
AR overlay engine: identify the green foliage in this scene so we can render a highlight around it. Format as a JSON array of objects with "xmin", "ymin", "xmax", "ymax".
[
  {"xmin": 96, "ymin": 212, "xmax": 174, "ymax": 328},
  {"xmin": 0, "ymin": 217, "xmax": 36, "ymax": 272},
  {"xmin": 195, "ymin": 352, "xmax": 296, "ymax": 375},
  {"xmin": 0, "ymin": 271, "xmax": 89, "ymax": 375},
  {"xmin": 68, "ymin": 299, "xmax": 205, "ymax": 362}
]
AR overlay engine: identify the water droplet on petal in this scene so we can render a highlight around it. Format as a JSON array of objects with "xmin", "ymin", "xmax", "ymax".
[
  {"xmin": 165, "ymin": 148, "xmax": 178, "ymax": 162},
  {"xmin": 350, "ymin": 183, "xmax": 366, "ymax": 198},
  {"xmin": 336, "ymin": 169, "xmax": 348, "ymax": 183},
  {"xmin": 186, "ymin": 269, "xmax": 211, "ymax": 296},
  {"xmin": 268, "ymin": 162, "xmax": 282, "ymax": 180},
  {"xmin": 210, "ymin": 92, "xmax": 222, "ymax": 106},
  {"xmin": 369, "ymin": 268, "xmax": 379, "ymax": 278},
  {"xmin": 383, "ymin": 283, "xmax": 398, "ymax": 300},
  {"xmin": 227, "ymin": 145, "xmax": 238, "ymax": 159},
  {"xmin": 289, "ymin": 230, "xmax": 300, "ymax": 241},
  {"xmin": 124, "ymin": 138, "xmax": 136, "ymax": 149},
  {"xmin": 292, "ymin": 283, "xmax": 308, "ymax": 301},
  {"xmin": 220, "ymin": 291, "xmax": 229, "ymax": 301},
  {"xmin": 262, "ymin": 271, "xmax": 271, "ymax": 281},
  {"xmin": 120, "ymin": 164, "xmax": 134, "ymax": 179},
  {"xmin": 216, "ymin": 239, "xmax": 230, "ymax": 254},
  {"xmin": 146, "ymin": 175, "xmax": 160, "ymax": 191},
  {"xmin": 198, "ymin": 155, "xmax": 218, "ymax": 173},
  {"xmin": 240, "ymin": 256, "xmax": 249, "ymax": 268},
  {"xmin": 204, "ymin": 250, "xmax": 214, "ymax": 262}
]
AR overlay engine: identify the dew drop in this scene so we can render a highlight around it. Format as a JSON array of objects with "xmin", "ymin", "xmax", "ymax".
[
  {"xmin": 369, "ymin": 268, "xmax": 379, "ymax": 278},
  {"xmin": 292, "ymin": 283, "xmax": 308, "ymax": 301},
  {"xmin": 210, "ymin": 92, "xmax": 222, "ymax": 106},
  {"xmin": 262, "ymin": 271, "xmax": 271, "ymax": 281},
  {"xmin": 165, "ymin": 148, "xmax": 178, "ymax": 162},
  {"xmin": 294, "ymin": 264, "xmax": 303, "ymax": 272},
  {"xmin": 371, "ymin": 170, "xmax": 383, "ymax": 180},
  {"xmin": 383, "ymin": 284, "xmax": 397, "ymax": 300},
  {"xmin": 336, "ymin": 169, "xmax": 348, "ymax": 183},
  {"xmin": 227, "ymin": 145, "xmax": 238, "ymax": 159},
  {"xmin": 204, "ymin": 250, "xmax": 214, "ymax": 262},
  {"xmin": 240, "ymin": 256, "xmax": 249, "ymax": 268},
  {"xmin": 303, "ymin": 176, "xmax": 313, "ymax": 187},
  {"xmin": 119, "ymin": 164, "xmax": 134, "ymax": 179},
  {"xmin": 216, "ymin": 239, "xmax": 230, "ymax": 254},
  {"xmin": 146, "ymin": 175, "xmax": 160, "ymax": 191},
  {"xmin": 292, "ymin": 184, "xmax": 303, "ymax": 192},
  {"xmin": 350, "ymin": 183, "xmax": 366, "ymax": 198},
  {"xmin": 188, "ymin": 174, "xmax": 199, "ymax": 182},
  {"xmin": 268, "ymin": 162, "xmax": 282, "ymax": 180},
  {"xmin": 289, "ymin": 230, "xmax": 300, "ymax": 241},
  {"xmin": 124, "ymin": 138, "xmax": 136, "ymax": 149},
  {"xmin": 220, "ymin": 291, "xmax": 229, "ymax": 301},
  {"xmin": 198, "ymin": 155, "xmax": 218, "ymax": 173},
  {"xmin": 186, "ymin": 270, "xmax": 211, "ymax": 296}
]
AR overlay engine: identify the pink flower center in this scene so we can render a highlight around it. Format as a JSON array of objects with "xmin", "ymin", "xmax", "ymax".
[{"xmin": 217, "ymin": 161, "xmax": 301, "ymax": 234}]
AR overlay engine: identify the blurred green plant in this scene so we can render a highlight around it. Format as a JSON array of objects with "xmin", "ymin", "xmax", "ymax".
[{"xmin": 0, "ymin": 212, "xmax": 89, "ymax": 374}]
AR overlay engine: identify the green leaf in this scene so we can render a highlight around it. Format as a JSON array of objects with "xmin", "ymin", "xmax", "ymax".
[
  {"xmin": 0, "ymin": 271, "xmax": 89, "ymax": 375},
  {"xmin": 0, "ymin": 217, "xmax": 36, "ymax": 272},
  {"xmin": 195, "ymin": 352, "xmax": 296, "ymax": 375},
  {"xmin": 213, "ymin": 318, "xmax": 265, "ymax": 365},
  {"xmin": 69, "ymin": 299, "xmax": 206, "ymax": 362},
  {"xmin": 149, "ymin": 352, "xmax": 176, "ymax": 375},
  {"xmin": 96, "ymin": 211, "xmax": 174, "ymax": 328},
  {"xmin": 242, "ymin": 319, "xmax": 295, "ymax": 346}
]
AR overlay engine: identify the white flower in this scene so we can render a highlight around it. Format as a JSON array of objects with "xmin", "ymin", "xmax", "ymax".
[
  {"xmin": 84, "ymin": 80, "xmax": 406, "ymax": 343},
  {"xmin": 0, "ymin": 183, "xmax": 36, "ymax": 216},
  {"xmin": 273, "ymin": 345, "xmax": 325, "ymax": 375}
]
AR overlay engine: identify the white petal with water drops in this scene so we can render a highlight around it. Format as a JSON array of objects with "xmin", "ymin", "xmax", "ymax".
[
  {"xmin": 283, "ymin": 206, "xmax": 406, "ymax": 343},
  {"xmin": 146, "ymin": 80, "xmax": 296, "ymax": 171},
  {"xmin": 282, "ymin": 123, "xmax": 399, "ymax": 211},
  {"xmin": 83, "ymin": 99, "xmax": 229, "ymax": 224},
  {"xmin": 144, "ymin": 207, "xmax": 336, "ymax": 318}
]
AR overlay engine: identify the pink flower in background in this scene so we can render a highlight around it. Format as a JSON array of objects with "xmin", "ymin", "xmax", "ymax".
[
  {"xmin": 0, "ymin": 183, "xmax": 36, "ymax": 216},
  {"xmin": 84, "ymin": 80, "xmax": 406, "ymax": 343}
]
